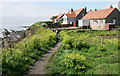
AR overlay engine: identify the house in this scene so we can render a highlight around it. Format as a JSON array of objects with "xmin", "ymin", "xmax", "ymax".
[
  {"xmin": 56, "ymin": 13, "xmax": 64, "ymax": 23},
  {"xmin": 61, "ymin": 7, "xmax": 87, "ymax": 27},
  {"xmin": 79, "ymin": 5, "xmax": 120, "ymax": 30},
  {"xmin": 50, "ymin": 13, "xmax": 64, "ymax": 23},
  {"xmin": 50, "ymin": 16, "xmax": 58, "ymax": 23}
]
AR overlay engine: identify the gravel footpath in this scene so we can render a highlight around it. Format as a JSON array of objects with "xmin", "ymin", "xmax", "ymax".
[{"xmin": 23, "ymin": 42, "xmax": 61, "ymax": 75}]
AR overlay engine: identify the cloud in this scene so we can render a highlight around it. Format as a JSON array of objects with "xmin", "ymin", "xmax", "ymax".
[
  {"xmin": 101, "ymin": 1, "xmax": 119, "ymax": 9},
  {"xmin": 1, "ymin": 2, "xmax": 68, "ymax": 28},
  {"xmin": 2, "ymin": 2, "xmax": 67, "ymax": 17},
  {"xmin": 0, "ymin": 2, "xmax": 2, "ymax": 30}
]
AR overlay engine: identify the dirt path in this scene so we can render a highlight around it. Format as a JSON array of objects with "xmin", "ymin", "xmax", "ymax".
[{"xmin": 23, "ymin": 42, "xmax": 61, "ymax": 75}]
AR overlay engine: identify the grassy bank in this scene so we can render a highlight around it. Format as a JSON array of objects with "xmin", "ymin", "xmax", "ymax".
[
  {"xmin": 2, "ymin": 23, "xmax": 57, "ymax": 75},
  {"xmin": 46, "ymin": 29, "xmax": 119, "ymax": 74}
]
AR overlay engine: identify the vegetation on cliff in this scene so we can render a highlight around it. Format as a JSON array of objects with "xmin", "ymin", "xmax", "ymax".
[{"xmin": 2, "ymin": 23, "xmax": 57, "ymax": 75}]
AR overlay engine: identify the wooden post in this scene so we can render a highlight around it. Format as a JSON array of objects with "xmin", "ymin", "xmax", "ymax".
[{"xmin": 96, "ymin": 37, "xmax": 98, "ymax": 48}]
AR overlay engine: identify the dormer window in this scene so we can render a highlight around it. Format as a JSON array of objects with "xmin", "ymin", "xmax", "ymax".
[
  {"xmin": 82, "ymin": 14, "xmax": 84, "ymax": 17},
  {"xmin": 93, "ymin": 20, "xmax": 98, "ymax": 23},
  {"xmin": 63, "ymin": 18, "xmax": 67, "ymax": 21}
]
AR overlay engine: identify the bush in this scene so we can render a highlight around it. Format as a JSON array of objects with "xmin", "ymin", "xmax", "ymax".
[
  {"xmin": 98, "ymin": 44, "xmax": 106, "ymax": 51},
  {"xmin": 60, "ymin": 53, "xmax": 87, "ymax": 72}
]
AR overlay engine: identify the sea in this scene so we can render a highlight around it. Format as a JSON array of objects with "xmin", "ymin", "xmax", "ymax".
[{"xmin": 0, "ymin": 24, "xmax": 31, "ymax": 38}]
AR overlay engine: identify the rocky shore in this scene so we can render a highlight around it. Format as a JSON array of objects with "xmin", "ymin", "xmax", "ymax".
[{"xmin": 0, "ymin": 29, "xmax": 26, "ymax": 49}]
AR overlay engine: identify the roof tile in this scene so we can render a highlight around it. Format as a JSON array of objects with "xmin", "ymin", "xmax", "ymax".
[
  {"xmin": 66, "ymin": 8, "xmax": 84, "ymax": 17},
  {"xmin": 82, "ymin": 8, "xmax": 115, "ymax": 19}
]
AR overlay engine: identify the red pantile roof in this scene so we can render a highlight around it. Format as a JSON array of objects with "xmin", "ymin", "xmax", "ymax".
[
  {"xmin": 51, "ymin": 8, "xmax": 84, "ymax": 19},
  {"xmin": 66, "ymin": 14, "xmax": 76, "ymax": 17},
  {"xmin": 82, "ymin": 8, "xmax": 116, "ymax": 20},
  {"xmin": 66, "ymin": 8, "xmax": 84, "ymax": 17}
]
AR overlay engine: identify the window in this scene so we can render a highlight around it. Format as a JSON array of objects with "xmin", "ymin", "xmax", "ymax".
[
  {"xmin": 93, "ymin": 20, "xmax": 98, "ymax": 23},
  {"xmin": 70, "ymin": 22, "xmax": 72, "ymax": 24},
  {"xmin": 82, "ymin": 14, "xmax": 84, "ymax": 17},
  {"xmin": 101, "ymin": 20, "xmax": 103, "ymax": 22},
  {"xmin": 63, "ymin": 18, "xmax": 67, "ymax": 21},
  {"xmin": 113, "ymin": 19, "xmax": 116, "ymax": 24}
]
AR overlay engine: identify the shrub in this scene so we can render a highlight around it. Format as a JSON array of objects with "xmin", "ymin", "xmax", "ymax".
[
  {"xmin": 98, "ymin": 44, "xmax": 106, "ymax": 51},
  {"xmin": 60, "ymin": 53, "xmax": 87, "ymax": 72}
]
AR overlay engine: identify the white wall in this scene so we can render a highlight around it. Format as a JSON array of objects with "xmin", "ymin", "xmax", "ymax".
[
  {"xmin": 62, "ymin": 15, "xmax": 68, "ymax": 24},
  {"xmin": 90, "ymin": 19, "xmax": 106, "ymax": 30},
  {"xmin": 62, "ymin": 14, "xmax": 77, "ymax": 24},
  {"xmin": 54, "ymin": 19, "xmax": 57, "ymax": 23},
  {"xmin": 78, "ymin": 20, "xmax": 83, "ymax": 27},
  {"xmin": 78, "ymin": 20, "xmax": 90, "ymax": 27}
]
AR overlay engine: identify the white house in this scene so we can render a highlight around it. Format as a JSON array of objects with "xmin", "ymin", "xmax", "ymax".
[
  {"xmin": 62, "ymin": 13, "xmax": 77, "ymax": 25},
  {"xmin": 61, "ymin": 8, "xmax": 87, "ymax": 27},
  {"xmin": 55, "ymin": 14, "xmax": 64, "ymax": 23},
  {"xmin": 50, "ymin": 14, "xmax": 64, "ymax": 23}
]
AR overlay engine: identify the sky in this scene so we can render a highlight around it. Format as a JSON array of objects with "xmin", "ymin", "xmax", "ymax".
[{"xmin": 0, "ymin": 0, "xmax": 119, "ymax": 32}]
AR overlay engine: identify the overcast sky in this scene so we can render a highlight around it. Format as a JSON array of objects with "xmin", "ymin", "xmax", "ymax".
[{"xmin": 0, "ymin": 0, "xmax": 119, "ymax": 31}]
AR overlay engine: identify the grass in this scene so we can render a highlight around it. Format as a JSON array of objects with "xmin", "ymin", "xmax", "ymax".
[{"xmin": 45, "ymin": 29, "xmax": 119, "ymax": 74}]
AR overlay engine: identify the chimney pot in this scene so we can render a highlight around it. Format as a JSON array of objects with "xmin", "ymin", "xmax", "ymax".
[
  {"xmin": 90, "ymin": 9, "xmax": 92, "ymax": 11},
  {"xmin": 71, "ymin": 8, "xmax": 73, "ymax": 12},
  {"xmin": 110, "ymin": 5, "xmax": 113, "ymax": 8},
  {"xmin": 85, "ymin": 7, "xmax": 87, "ymax": 12}
]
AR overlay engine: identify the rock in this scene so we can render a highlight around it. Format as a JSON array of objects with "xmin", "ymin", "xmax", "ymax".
[{"xmin": 1, "ymin": 29, "xmax": 25, "ymax": 49}]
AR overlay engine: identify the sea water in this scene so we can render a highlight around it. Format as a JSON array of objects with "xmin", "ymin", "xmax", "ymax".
[{"xmin": 0, "ymin": 24, "xmax": 30, "ymax": 38}]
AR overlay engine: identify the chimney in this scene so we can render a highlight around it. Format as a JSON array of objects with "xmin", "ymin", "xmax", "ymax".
[
  {"xmin": 90, "ymin": 9, "xmax": 92, "ymax": 11},
  {"xmin": 95, "ymin": 9, "xmax": 97, "ymax": 11},
  {"xmin": 85, "ymin": 7, "xmax": 87, "ymax": 12},
  {"xmin": 110, "ymin": 5, "xmax": 113, "ymax": 8},
  {"xmin": 71, "ymin": 8, "xmax": 73, "ymax": 12}
]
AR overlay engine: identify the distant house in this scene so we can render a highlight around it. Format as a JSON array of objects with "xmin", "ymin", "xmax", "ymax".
[
  {"xmin": 50, "ymin": 7, "xmax": 87, "ymax": 27},
  {"xmin": 61, "ymin": 8, "xmax": 87, "ymax": 27},
  {"xmin": 56, "ymin": 14, "xmax": 64, "ymax": 23},
  {"xmin": 80, "ymin": 6, "xmax": 120, "ymax": 30},
  {"xmin": 50, "ymin": 16, "xmax": 58, "ymax": 23},
  {"xmin": 50, "ymin": 14, "xmax": 64, "ymax": 23}
]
